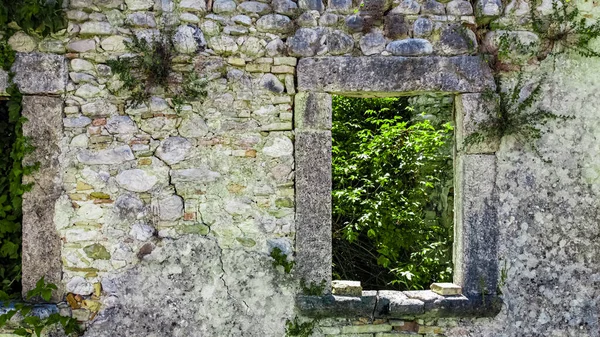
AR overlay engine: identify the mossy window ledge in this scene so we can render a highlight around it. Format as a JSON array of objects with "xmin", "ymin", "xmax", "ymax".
[
  {"xmin": 296, "ymin": 290, "xmax": 502, "ymax": 319},
  {"xmin": 0, "ymin": 302, "xmax": 60, "ymax": 325}
]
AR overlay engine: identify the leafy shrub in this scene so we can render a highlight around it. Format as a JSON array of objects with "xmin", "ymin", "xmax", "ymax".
[
  {"xmin": 0, "ymin": 0, "xmax": 66, "ymax": 37},
  {"xmin": 332, "ymin": 96, "xmax": 454, "ymax": 290}
]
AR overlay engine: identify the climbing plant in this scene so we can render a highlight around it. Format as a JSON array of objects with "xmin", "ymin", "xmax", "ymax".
[
  {"xmin": 107, "ymin": 32, "xmax": 207, "ymax": 107},
  {"xmin": 0, "ymin": 0, "xmax": 66, "ymax": 37}
]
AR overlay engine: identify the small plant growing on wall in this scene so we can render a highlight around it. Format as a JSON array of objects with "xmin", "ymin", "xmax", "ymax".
[
  {"xmin": 107, "ymin": 31, "xmax": 207, "ymax": 107},
  {"xmin": 285, "ymin": 317, "xmax": 314, "ymax": 337},
  {"xmin": 531, "ymin": 0, "xmax": 600, "ymax": 59},
  {"xmin": 0, "ymin": 277, "xmax": 81, "ymax": 336},
  {"xmin": 464, "ymin": 74, "xmax": 572, "ymax": 160},
  {"xmin": 0, "ymin": 0, "xmax": 66, "ymax": 37},
  {"xmin": 270, "ymin": 247, "xmax": 295, "ymax": 274}
]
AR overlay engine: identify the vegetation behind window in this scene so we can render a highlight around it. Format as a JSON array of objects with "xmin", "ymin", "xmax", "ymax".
[{"xmin": 332, "ymin": 95, "xmax": 454, "ymax": 290}]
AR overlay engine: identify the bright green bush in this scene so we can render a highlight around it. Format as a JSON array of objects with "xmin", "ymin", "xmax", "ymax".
[{"xmin": 332, "ymin": 96, "xmax": 454, "ymax": 290}]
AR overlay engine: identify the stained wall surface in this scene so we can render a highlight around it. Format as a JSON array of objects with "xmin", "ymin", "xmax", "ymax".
[{"xmin": 0, "ymin": 0, "xmax": 599, "ymax": 336}]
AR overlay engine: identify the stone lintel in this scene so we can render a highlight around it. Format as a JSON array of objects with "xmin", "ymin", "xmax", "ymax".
[
  {"xmin": 295, "ymin": 130, "xmax": 332, "ymax": 292},
  {"xmin": 297, "ymin": 56, "xmax": 495, "ymax": 94},
  {"xmin": 11, "ymin": 53, "xmax": 67, "ymax": 95},
  {"xmin": 294, "ymin": 92, "xmax": 332, "ymax": 131},
  {"xmin": 454, "ymin": 154, "xmax": 498, "ymax": 296},
  {"xmin": 21, "ymin": 96, "xmax": 64, "ymax": 302},
  {"xmin": 455, "ymin": 92, "xmax": 500, "ymax": 154}
]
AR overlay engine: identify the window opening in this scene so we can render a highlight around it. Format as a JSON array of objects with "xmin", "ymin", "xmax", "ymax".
[
  {"xmin": 331, "ymin": 95, "xmax": 455, "ymax": 291},
  {"xmin": 0, "ymin": 98, "xmax": 22, "ymax": 300}
]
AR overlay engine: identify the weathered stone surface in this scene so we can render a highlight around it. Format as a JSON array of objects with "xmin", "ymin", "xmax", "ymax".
[
  {"xmin": 232, "ymin": 14, "xmax": 253, "ymax": 26},
  {"xmin": 170, "ymin": 166, "xmax": 220, "ymax": 183},
  {"xmin": 287, "ymin": 28, "xmax": 320, "ymax": 57},
  {"xmin": 455, "ymin": 93, "xmax": 500, "ymax": 153},
  {"xmin": 212, "ymin": 0, "xmax": 236, "ymax": 13},
  {"xmin": 447, "ymin": 0, "xmax": 474, "ymax": 15},
  {"xmin": 272, "ymin": 0, "xmax": 298, "ymax": 16},
  {"xmin": 295, "ymin": 92, "xmax": 332, "ymax": 130},
  {"xmin": 66, "ymin": 277, "xmax": 94, "ymax": 296},
  {"xmin": 421, "ymin": 0, "xmax": 446, "ymax": 14},
  {"xmin": 78, "ymin": 146, "xmax": 135, "ymax": 165},
  {"xmin": 319, "ymin": 13, "xmax": 338, "ymax": 26},
  {"xmin": 155, "ymin": 137, "xmax": 192, "ymax": 165},
  {"xmin": 295, "ymin": 131, "xmax": 332, "ymax": 289},
  {"xmin": 116, "ymin": 169, "xmax": 159, "ymax": 192},
  {"xmin": 116, "ymin": 193, "xmax": 146, "ymax": 219},
  {"xmin": 454, "ymin": 155, "xmax": 498, "ymax": 295},
  {"xmin": 297, "ymin": 56, "xmax": 495, "ymax": 94},
  {"xmin": 12, "ymin": 53, "xmax": 67, "ymax": 94},
  {"xmin": 260, "ymin": 73, "xmax": 284, "ymax": 93},
  {"xmin": 344, "ymin": 15, "xmax": 364, "ymax": 32},
  {"xmin": 386, "ymin": 38, "xmax": 433, "ymax": 56},
  {"xmin": 8, "ymin": 32, "xmax": 39, "ymax": 52},
  {"xmin": 413, "ymin": 17, "xmax": 433, "ymax": 37},
  {"xmin": 376, "ymin": 291, "xmax": 425, "ymax": 316},
  {"xmin": 298, "ymin": 0, "xmax": 324, "ymax": 12},
  {"xmin": 390, "ymin": 0, "xmax": 420, "ymax": 14},
  {"xmin": 80, "ymin": 21, "xmax": 114, "ymax": 35},
  {"xmin": 331, "ymin": 280, "xmax": 362, "ymax": 296},
  {"xmin": 0, "ymin": 70, "xmax": 7, "ymax": 95},
  {"xmin": 263, "ymin": 136, "xmax": 293, "ymax": 157},
  {"xmin": 126, "ymin": 12, "xmax": 156, "ymax": 27},
  {"xmin": 178, "ymin": 114, "xmax": 209, "ymax": 137},
  {"xmin": 435, "ymin": 24, "xmax": 478, "ymax": 55},
  {"xmin": 68, "ymin": 39, "xmax": 97, "ymax": 52},
  {"xmin": 321, "ymin": 30, "xmax": 354, "ymax": 55},
  {"xmin": 64, "ymin": 116, "xmax": 92, "ymax": 128},
  {"xmin": 130, "ymin": 222, "xmax": 155, "ymax": 241},
  {"xmin": 328, "ymin": 0, "xmax": 352, "ymax": 13},
  {"xmin": 297, "ymin": 10, "xmax": 319, "ymax": 27},
  {"xmin": 476, "ymin": 0, "xmax": 502, "ymax": 22},
  {"xmin": 21, "ymin": 96, "xmax": 63, "ymax": 301},
  {"xmin": 256, "ymin": 14, "xmax": 293, "ymax": 33},
  {"xmin": 84, "ymin": 244, "xmax": 111, "ymax": 260},
  {"xmin": 106, "ymin": 116, "xmax": 138, "ymax": 134},
  {"xmin": 125, "ymin": 0, "xmax": 154, "ymax": 10},
  {"xmin": 359, "ymin": 31, "xmax": 386, "ymax": 55},
  {"xmin": 180, "ymin": 0, "xmax": 206, "ymax": 11},
  {"xmin": 82, "ymin": 100, "xmax": 119, "ymax": 117},
  {"xmin": 239, "ymin": 1, "xmax": 272, "ymax": 14},
  {"xmin": 158, "ymin": 195, "xmax": 184, "ymax": 221},
  {"xmin": 208, "ymin": 35, "xmax": 239, "ymax": 54},
  {"xmin": 173, "ymin": 25, "xmax": 205, "ymax": 53},
  {"xmin": 297, "ymin": 293, "xmax": 377, "ymax": 317},
  {"xmin": 384, "ymin": 14, "xmax": 410, "ymax": 39}
]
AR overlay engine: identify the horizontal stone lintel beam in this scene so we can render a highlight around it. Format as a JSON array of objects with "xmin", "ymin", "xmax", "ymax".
[
  {"xmin": 297, "ymin": 290, "xmax": 502, "ymax": 319},
  {"xmin": 297, "ymin": 56, "xmax": 495, "ymax": 95}
]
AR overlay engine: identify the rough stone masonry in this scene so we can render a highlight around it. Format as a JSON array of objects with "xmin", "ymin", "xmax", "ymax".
[{"xmin": 0, "ymin": 0, "xmax": 599, "ymax": 336}]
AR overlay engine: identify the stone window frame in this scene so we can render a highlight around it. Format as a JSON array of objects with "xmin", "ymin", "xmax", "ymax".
[
  {"xmin": 0, "ymin": 52, "xmax": 67, "ymax": 303},
  {"xmin": 294, "ymin": 56, "xmax": 502, "ymax": 318}
]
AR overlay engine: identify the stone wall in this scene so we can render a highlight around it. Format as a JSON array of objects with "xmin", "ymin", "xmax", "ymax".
[{"xmin": 0, "ymin": 0, "xmax": 599, "ymax": 336}]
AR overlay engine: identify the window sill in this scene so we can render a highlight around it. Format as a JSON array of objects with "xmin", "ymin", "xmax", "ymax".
[{"xmin": 296, "ymin": 290, "xmax": 502, "ymax": 319}]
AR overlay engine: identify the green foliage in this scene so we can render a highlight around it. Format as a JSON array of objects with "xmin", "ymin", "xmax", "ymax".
[
  {"xmin": 464, "ymin": 75, "xmax": 572, "ymax": 161},
  {"xmin": 0, "ymin": 0, "xmax": 66, "ymax": 37},
  {"xmin": 300, "ymin": 279, "xmax": 326, "ymax": 296},
  {"xmin": 531, "ymin": 0, "xmax": 600, "ymax": 58},
  {"xmin": 270, "ymin": 247, "xmax": 294, "ymax": 274},
  {"xmin": 285, "ymin": 317, "xmax": 314, "ymax": 337},
  {"xmin": 0, "ymin": 40, "xmax": 16, "ymax": 71},
  {"xmin": 107, "ymin": 32, "xmax": 207, "ymax": 107},
  {"xmin": 0, "ymin": 79, "xmax": 38, "ymax": 300},
  {"xmin": 0, "ymin": 277, "xmax": 81, "ymax": 337},
  {"xmin": 332, "ymin": 96, "xmax": 454, "ymax": 290}
]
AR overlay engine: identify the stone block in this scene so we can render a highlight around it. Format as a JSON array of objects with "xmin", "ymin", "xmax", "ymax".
[
  {"xmin": 430, "ymin": 282, "xmax": 462, "ymax": 295},
  {"xmin": 386, "ymin": 38, "xmax": 433, "ymax": 56},
  {"xmin": 295, "ymin": 131, "xmax": 332, "ymax": 290},
  {"xmin": 11, "ymin": 53, "xmax": 67, "ymax": 95},
  {"xmin": 332, "ymin": 280, "xmax": 362, "ymax": 296},
  {"xmin": 297, "ymin": 56, "xmax": 495, "ymax": 94},
  {"xmin": 21, "ymin": 96, "xmax": 64, "ymax": 301},
  {"xmin": 296, "ymin": 293, "xmax": 377, "ymax": 317},
  {"xmin": 454, "ymin": 154, "xmax": 498, "ymax": 296},
  {"xmin": 455, "ymin": 92, "xmax": 500, "ymax": 154},
  {"xmin": 475, "ymin": 0, "xmax": 502, "ymax": 23},
  {"xmin": 294, "ymin": 92, "xmax": 332, "ymax": 131},
  {"xmin": 0, "ymin": 70, "xmax": 8, "ymax": 95},
  {"xmin": 298, "ymin": 0, "xmax": 324, "ymax": 12},
  {"xmin": 340, "ymin": 323, "xmax": 392, "ymax": 334},
  {"xmin": 375, "ymin": 291, "xmax": 424, "ymax": 317}
]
